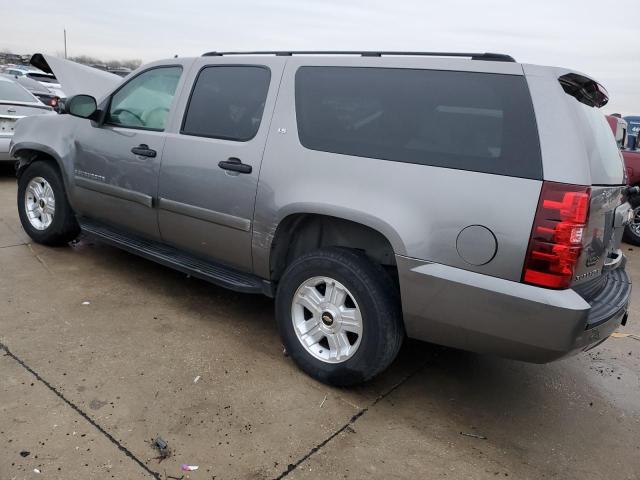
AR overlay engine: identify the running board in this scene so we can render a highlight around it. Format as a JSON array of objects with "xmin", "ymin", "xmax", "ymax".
[{"xmin": 79, "ymin": 219, "xmax": 271, "ymax": 296}]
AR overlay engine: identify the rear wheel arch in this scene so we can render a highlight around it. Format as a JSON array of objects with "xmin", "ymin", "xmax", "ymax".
[{"xmin": 269, "ymin": 213, "xmax": 401, "ymax": 284}]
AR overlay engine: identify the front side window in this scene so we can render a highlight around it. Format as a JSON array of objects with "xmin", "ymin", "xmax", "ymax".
[
  {"xmin": 181, "ymin": 66, "xmax": 271, "ymax": 141},
  {"xmin": 107, "ymin": 66, "xmax": 182, "ymax": 130},
  {"xmin": 295, "ymin": 66, "xmax": 542, "ymax": 179}
]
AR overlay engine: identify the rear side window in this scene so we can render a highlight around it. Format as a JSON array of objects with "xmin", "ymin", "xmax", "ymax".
[
  {"xmin": 182, "ymin": 66, "xmax": 271, "ymax": 141},
  {"xmin": 295, "ymin": 67, "xmax": 542, "ymax": 179}
]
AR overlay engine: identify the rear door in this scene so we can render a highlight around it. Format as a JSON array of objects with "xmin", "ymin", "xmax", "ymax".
[{"xmin": 157, "ymin": 57, "xmax": 286, "ymax": 271}]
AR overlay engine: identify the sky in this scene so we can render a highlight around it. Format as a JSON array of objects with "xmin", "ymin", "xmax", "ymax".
[{"xmin": 2, "ymin": 0, "xmax": 639, "ymax": 114}]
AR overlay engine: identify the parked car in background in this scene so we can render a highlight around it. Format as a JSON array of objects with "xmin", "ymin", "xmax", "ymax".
[
  {"xmin": 10, "ymin": 51, "xmax": 632, "ymax": 386},
  {"xmin": 23, "ymin": 71, "xmax": 65, "ymax": 100},
  {"xmin": 0, "ymin": 76, "xmax": 54, "ymax": 162},
  {"xmin": 625, "ymin": 115, "xmax": 640, "ymax": 150},
  {"xmin": 607, "ymin": 115, "xmax": 640, "ymax": 244},
  {"xmin": 1, "ymin": 73, "xmax": 60, "ymax": 108},
  {"xmin": 607, "ymin": 115, "xmax": 627, "ymax": 148},
  {"xmin": 1, "ymin": 67, "xmax": 66, "ymax": 100}
]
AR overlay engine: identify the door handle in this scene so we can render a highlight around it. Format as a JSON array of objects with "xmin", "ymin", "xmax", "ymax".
[
  {"xmin": 218, "ymin": 157, "xmax": 252, "ymax": 174},
  {"xmin": 131, "ymin": 144, "xmax": 157, "ymax": 158}
]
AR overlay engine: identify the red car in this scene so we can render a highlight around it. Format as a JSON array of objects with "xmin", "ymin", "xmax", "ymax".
[{"xmin": 607, "ymin": 115, "xmax": 640, "ymax": 244}]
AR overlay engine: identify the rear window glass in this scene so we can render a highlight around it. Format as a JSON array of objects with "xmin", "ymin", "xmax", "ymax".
[
  {"xmin": 181, "ymin": 66, "xmax": 271, "ymax": 141},
  {"xmin": 0, "ymin": 80, "xmax": 37, "ymax": 103},
  {"xmin": 26, "ymin": 73, "xmax": 58, "ymax": 84},
  {"xmin": 295, "ymin": 67, "xmax": 542, "ymax": 179}
]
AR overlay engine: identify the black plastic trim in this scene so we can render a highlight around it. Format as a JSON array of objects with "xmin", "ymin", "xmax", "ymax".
[
  {"xmin": 78, "ymin": 219, "xmax": 269, "ymax": 295},
  {"xmin": 584, "ymin": 266, "xmax": 631, "ymax": 329},
  {"xmin": 201, "ymin": 51, "xmax": 516, "ymax": 62}
]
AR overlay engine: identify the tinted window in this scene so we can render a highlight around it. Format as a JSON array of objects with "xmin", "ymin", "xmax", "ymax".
[
  {"xmin": 182, "ymin": 66, "xmax": 271, "ymax": 141},
  {"xmin": 107, "ymin": 66, "xmax": 182, "ymax": 130},
  {"xmin": 295, "ymin": 67, "xmax": 542, "ymax": 179}
]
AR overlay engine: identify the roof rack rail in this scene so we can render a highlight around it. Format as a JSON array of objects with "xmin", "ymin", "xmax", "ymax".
[{"xmin": 201, "ymin": 51, "xmax": 516, "ymax": 62}]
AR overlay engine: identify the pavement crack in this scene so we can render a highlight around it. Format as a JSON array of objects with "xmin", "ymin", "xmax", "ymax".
[
  {"xmin": 0, "ymin": 242, "xmax": 27, "ymax": 249},
  {"xmin": 0, "ymin": 341, "xmax": 160, "ymax": 479},
  {"xmin": 272, "ymin": 363, "xmax": 427, "ymax": 479},
  {"xmin": 26, "ymin": 243, "xmax": 54, "ymax": 275}
]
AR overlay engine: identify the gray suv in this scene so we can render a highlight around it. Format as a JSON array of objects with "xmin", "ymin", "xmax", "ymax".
[{"xmin": 10, "ymin": 51, "xmax": 632, "ymax": 386}]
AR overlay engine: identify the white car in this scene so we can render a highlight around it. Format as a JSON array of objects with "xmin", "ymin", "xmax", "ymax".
[
  {"xmin": 2, "ymin": 66, "xmax": 66, "ymax": 99},
  {"xmin": 0, "ymin": 76, "xmax": 54, "ymax": 162}
]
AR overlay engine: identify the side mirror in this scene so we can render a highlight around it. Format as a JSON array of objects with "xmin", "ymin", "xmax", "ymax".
[{"xmin": 67, "ymin": 94, "xmax": 98, "ymax": 119}]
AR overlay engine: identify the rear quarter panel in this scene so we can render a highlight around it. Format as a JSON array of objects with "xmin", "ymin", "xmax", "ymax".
[{"xmin": 253, "ymin": 57, "xmax": 542, "ymax": 282}]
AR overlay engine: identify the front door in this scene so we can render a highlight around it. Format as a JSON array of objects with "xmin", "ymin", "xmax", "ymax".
[
  {"xmin": 157, "ymin": 58, "xmax": 285, "ymax": 271},
  {"xmin": 72, "ymin": 65, "xmax": 184, "ymax": 238}
]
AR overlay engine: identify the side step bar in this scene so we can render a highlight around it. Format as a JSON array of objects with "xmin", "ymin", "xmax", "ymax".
[{"xmin": 79, "ymin": 219, "xmax": 272, "ymax": 296}]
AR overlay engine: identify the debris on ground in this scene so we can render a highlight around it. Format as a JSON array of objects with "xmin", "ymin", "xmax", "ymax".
[
  {"xmin": 460, "ymin": 431, "xmax": 487, "ymax": 440},
  {"xmin": 193, "ymin": 375, "xmax": 201, "ymax": 383},
  {"xmin": 33, "ymin": 468, "xmax": 41, "ymax": 474},
  {"xmin": 19, "ymin": 450, "xmax": 30, "ymax": 457},
  {"xmin": 151, "ymin": 436, "xmax": 172, "ymax": 461},
  {"xmin": 319, "ymin": 394, "xmax": 327, "ymax": 408},
  {"xmin": 181, "ymin": 464, "xmax": 199, "ymax": 471},
  {"xmin": 81, "ymin": 301, "xmax": 91, "ymax": 305},
  {"xmin": 282, "ymin": 346, "xmax": 288, "ymax": 357}
]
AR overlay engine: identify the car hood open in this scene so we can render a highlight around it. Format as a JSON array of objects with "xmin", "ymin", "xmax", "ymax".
[{"xmin": 30, "ymin": 53, "xmax": 122, "ymax": 101}]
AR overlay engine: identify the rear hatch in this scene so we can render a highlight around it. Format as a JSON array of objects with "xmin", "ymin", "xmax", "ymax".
[{"xmin": 559, "ymin": 74, "xmax": 629, "ymax": 297}]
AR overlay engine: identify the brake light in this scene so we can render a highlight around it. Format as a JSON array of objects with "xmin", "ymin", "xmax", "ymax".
[
  {"xmin": 522, "ymin": 182, "xmax": 591, "ymax": 289},
  {"xmin": 49, "ymin": 97, "xmax": 59, "ymax": 107}
]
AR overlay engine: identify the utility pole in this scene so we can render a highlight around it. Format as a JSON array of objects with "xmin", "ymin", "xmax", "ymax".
[{"xmin": 64, "ymin": 29, "xmax": 67, "ymax": 59}]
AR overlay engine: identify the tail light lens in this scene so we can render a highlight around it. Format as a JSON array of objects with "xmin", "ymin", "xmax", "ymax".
[
  {"xmin": 49, "ymin": 96, "xmax": 59, "ymax": 107},
  {"xmin": 522, "ymin": 182, "xmax": 591, "ymax": 289}
]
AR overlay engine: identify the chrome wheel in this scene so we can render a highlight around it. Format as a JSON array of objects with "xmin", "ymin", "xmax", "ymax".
[
  {"xmin": 630, "ymin": 206, "xmax": 640, "ymax": 237},
  {"xmin": 24, "ymin": 176, "xmax": 56, "ymax": 231},
  {"xmin": 291, "ymin": 276, "xmax": 363, "ymax": 364}
]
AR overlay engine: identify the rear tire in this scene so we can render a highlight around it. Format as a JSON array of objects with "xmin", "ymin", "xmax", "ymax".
[
  {"xmin": 624, "ymin": 196, "xmax": 640, "ymax": 246},
  {"xmin": 276, "ymin": 247, "xmax": 404, "ymax": 386},
  {"xmin": 17, "ymin": 161, "xmax": 80, "ymax": 246}
]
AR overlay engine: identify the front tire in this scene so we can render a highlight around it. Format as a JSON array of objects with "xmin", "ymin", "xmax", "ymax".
[
  {"xmin": 276, "ymin": 247, "xmax": 404, "ymax": 386},
  {"xmin": 17, "ymin": 161, "xmax": 79, "ymax": 245}
]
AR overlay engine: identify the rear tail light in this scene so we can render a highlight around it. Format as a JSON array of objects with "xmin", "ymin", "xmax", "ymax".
[
  {"xmin": 522, "ymin": 182, "xmax": 591, "ymax": 289},
  {"xmin": 49, "ymin": 96, "xmax": 59, "ymax": 107}
]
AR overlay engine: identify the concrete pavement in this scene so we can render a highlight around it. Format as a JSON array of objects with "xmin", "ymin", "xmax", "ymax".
[{"xmin": 1, "ymin": 168, "xmax": 638, "ymax": 479}]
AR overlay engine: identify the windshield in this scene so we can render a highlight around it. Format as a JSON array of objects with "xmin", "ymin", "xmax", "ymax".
[{"xmin": 0, "ymin": 80, "xmax": 38, "ymax": 103}]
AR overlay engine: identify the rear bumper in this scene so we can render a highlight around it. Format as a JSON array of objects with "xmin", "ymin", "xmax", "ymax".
[{"xmin": 397, "ymin": 255, "xmax": 631, "ymax": 363}]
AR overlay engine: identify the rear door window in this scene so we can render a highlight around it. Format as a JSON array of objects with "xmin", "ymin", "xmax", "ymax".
[
  {"xmin": 295, "ymin": 67, "xmax": 542, "ymax": 179},
  {"xmin": 181, "ymin": 66, "xmax": 271, "ymax": 141}
]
